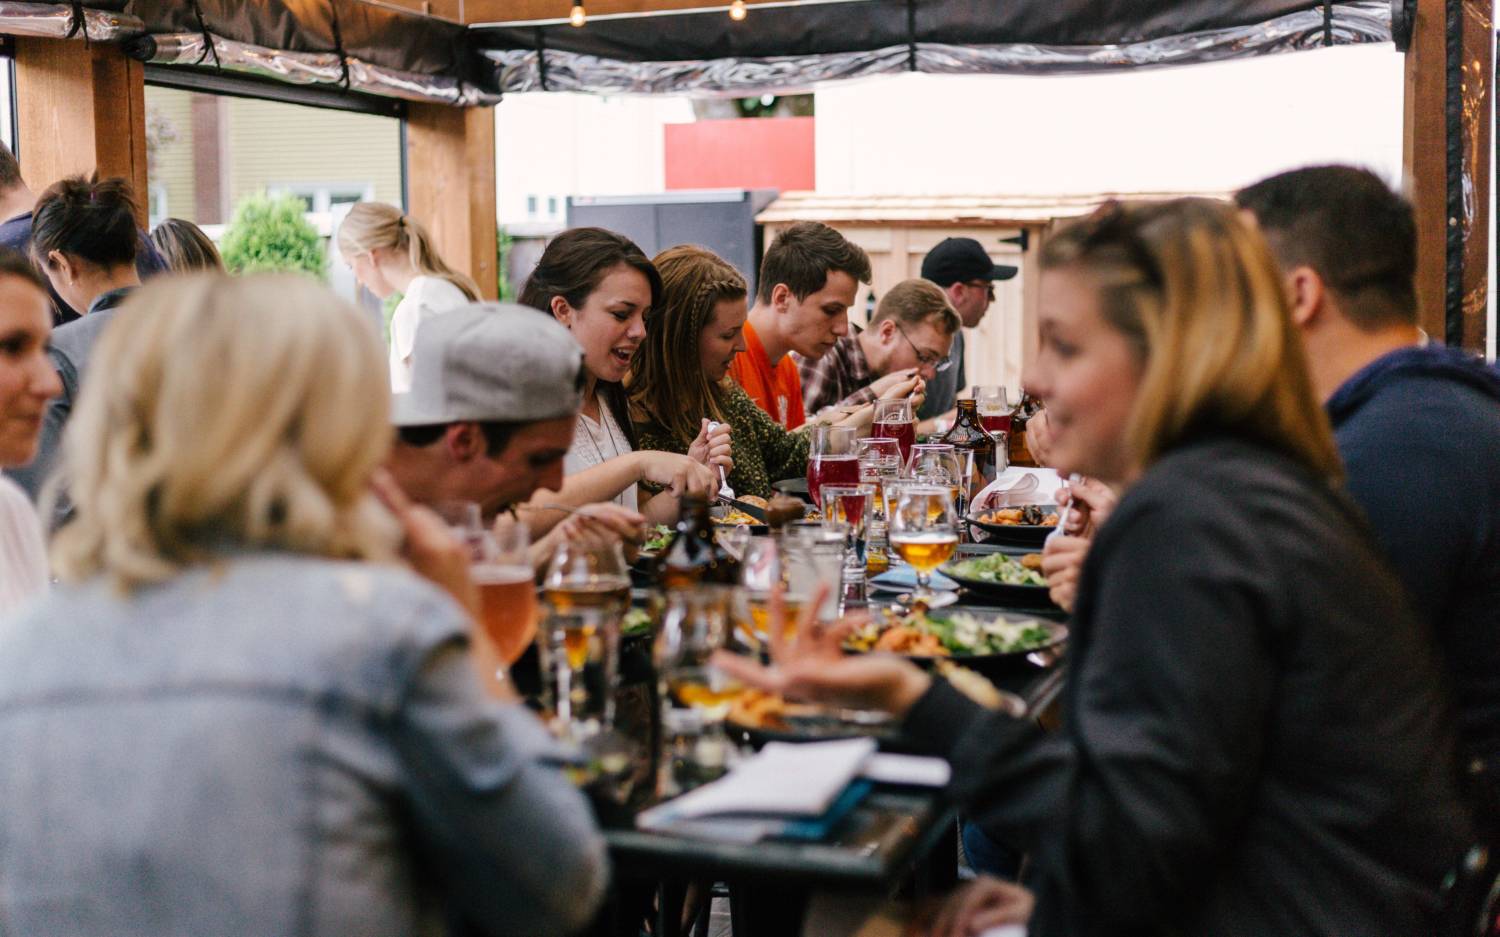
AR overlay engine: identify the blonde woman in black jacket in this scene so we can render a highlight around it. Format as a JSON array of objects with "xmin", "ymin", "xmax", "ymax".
[{"xmin": 719, "ymin": 198, "xmax": 1469, "ymax": 937}]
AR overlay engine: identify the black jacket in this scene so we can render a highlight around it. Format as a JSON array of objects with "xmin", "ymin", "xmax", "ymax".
[
  {"xmin": 904, "ymin": 436, "xmax": 1469, "ymax": 937},
  {"xmin": 1327, "ymin": 345, "xmax": 1500, "ymax": 766}
]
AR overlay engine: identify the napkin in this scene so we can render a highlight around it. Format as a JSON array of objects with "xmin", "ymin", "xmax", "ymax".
[
  {"xmin": 869, "ymin": 567, "xmax": 960, "ymax": 593},
  {"xmin": 973, "ymin": 467, "xmax": 1063, "ymax": 511}
]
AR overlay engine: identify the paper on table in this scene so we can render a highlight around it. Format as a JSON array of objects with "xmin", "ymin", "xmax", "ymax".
[
  {"xmin": 860, "ymin": 752, "xmax": 951, "ymax": 787},
  {"xmin": 640, "ymin": 737, "xmax": 877, "ymax": 829}
]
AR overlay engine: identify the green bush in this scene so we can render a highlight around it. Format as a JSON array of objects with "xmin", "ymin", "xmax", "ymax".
[{"xmin": 219, "ymin": 193, "xmax": 327, "ymax": 278}]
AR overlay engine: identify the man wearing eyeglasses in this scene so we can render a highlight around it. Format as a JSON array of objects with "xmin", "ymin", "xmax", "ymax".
[
  {"xmin": 917, "ymin": 237, "xmax": 1019, "ymax": 424},
  {"xmin": 796, "ymin": 277, "xmax": 959, "ymax": 417}
]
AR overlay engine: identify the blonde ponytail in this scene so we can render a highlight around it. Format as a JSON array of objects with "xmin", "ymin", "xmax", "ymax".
[{"xmin": 337, "ymin": 202, "xmax": 482, "ymax": 302}]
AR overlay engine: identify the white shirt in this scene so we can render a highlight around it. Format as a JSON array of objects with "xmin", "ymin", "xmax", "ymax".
[
  {"xmin": 388, "ymin": 276, "xmax": 470, "ymax": 393},
  {"xmin": 564, "ymin": 394, "xmax": 639, "ymax": 511},
  {"xmin": 0, "ymin": 476, "xmax": 47, "ymax": 618}
]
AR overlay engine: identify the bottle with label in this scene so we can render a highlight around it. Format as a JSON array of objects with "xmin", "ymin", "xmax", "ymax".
[
  {"xmin": 1008, "ymin": 393, "xmax": 1042, "ymax": 468},
  {"xmin": 939, "ymin": 398, "xmax": 1001, "ymax": 498},
  {"xmin": 655, "ymin": 496, "xmax": 741, "ymax": 589}
]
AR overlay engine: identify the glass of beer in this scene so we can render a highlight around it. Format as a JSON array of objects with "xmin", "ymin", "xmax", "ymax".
[
  {"xmin": 654, "ymin": 585, "xmax": 743, "ymax": 793},
  {"xmin": 541, "ymin": 541, "xmax": 631, "ymax": 738},
  {"xmin": 472, "ymin": 521, "xmax": 538, "ymax": 667},
  {"xmin": 888, "ymin": 484, "xmax": 959, "ymax": 602}
]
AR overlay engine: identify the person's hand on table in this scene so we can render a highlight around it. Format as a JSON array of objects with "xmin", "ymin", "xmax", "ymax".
[
  {"xmin": 1040, "ymin": 534, "xmax": 1089, "ymax": 613},
  {"xmin": 687, "ymin": 418, "xmax": 734, "ymax": 475},
  {"xmin": 711, "ymin": 584, "xmax": 933, "ymax": 717},
  {"xmin": 916, "ymin": 876, "xmax": 1035, "ymax": 937}
]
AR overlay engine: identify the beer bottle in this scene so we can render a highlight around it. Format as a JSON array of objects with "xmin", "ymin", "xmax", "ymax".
[
  {"xmin": 655, "ymin": 496, "xmax": 741, "ymax": 589},
  {"xmin": 1008, "ymin": 393, "xmax": 1040, "ymax": 468},
  {"xmin": 939, "ymin": 398, "xmax": 1001, "ymax": 495}
]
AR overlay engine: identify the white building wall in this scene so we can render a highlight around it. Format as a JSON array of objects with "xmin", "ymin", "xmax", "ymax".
[
  {"xmin": 814, "ymin": 45, "xmax": 1405, "ymax": 197},
  {"xmin": 494, "ymin": 92, "xmax": 695, "ymax": 226}
]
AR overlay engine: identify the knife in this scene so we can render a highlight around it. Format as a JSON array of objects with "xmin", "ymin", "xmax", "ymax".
[{"xmin": 716, "ymin": 494, "xmax": 768, "ymax": 523}]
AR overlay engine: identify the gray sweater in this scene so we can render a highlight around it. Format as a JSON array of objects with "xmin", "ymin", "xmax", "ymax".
[{"xmin": 0, "ymin": 553, "xmax": 607, "ymax": 936}]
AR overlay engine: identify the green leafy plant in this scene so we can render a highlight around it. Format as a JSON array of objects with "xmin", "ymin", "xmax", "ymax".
[
  {"xmin": 497, "ymin": 225, "xmax": 514, "ymax": 301},
  {"xmin": 219, "ymin": 193, "xmax": 327, "ymax": 278}
]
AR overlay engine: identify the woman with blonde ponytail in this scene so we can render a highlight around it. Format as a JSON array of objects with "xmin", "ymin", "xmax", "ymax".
[{"xmin": 337, "ymin": 202, "xmax": 481, "ymax": 392}]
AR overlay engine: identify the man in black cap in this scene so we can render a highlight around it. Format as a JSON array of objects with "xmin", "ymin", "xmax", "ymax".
[{"xmin": 917, "ymin": 237, "xmax": 1018, "ymax": 422}]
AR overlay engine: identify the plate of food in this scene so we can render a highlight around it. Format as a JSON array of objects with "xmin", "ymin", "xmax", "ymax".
[
  {"xmin": 711, "ymin": 497, "xmax": 769, "ymax": 530},
  {"xmin": 966, "ymin": 503, "xmax": 1060, "ymax": 547},
  {"xmin": 942, "ymin": 550, "xmax": 1056, "ymax": 608},
  {"xmin": 844, "ymin": 605, "xmax": 1066, "ymax": 681},
  {"xmin": 724, "ymin": 687, "xmax": 900, "ymax": 748}
]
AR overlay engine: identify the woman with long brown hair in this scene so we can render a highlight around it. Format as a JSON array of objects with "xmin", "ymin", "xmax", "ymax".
[
  {"xmin": 517, "ymin": 227, "xmax": 723, "ymax": 530},
  {"xmin": 337, "ymin": 202, "xmax": 481, "ymax": 393},
  {"xmin": 720, "ymin": 198, "xmax": 1467, "ymax": 937},
  {"xmin": 629, "ymin": 244, "xmax": 807, "ymax": 499}
]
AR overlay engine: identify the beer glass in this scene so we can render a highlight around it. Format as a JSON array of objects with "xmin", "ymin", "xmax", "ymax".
[
  {"xmin": 472, "ymin": 521, "xmax": 537, "ymax": 667},
  {"xmin": 655, "ymin": 585, "xmax": 743, "ymax": 793},
  {"xmin": 806, "ymin": 424, "xmax": 859, "ymax": 507},
  {"xmin": 889, "ymin": 485, "xmax": 959, "ymax": 602},
  {"xmin": 871, "ymin": 398, "xmax": 916, "ymax": 463}
]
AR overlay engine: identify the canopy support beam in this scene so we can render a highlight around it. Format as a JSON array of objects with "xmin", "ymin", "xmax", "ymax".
[
  {"xmin": 405, "ymin": 102, "xmax": 499, "ymax": 300},
  {"xmin": 13, "ymin": 36, "xmax": 148, "ymax": 227}
]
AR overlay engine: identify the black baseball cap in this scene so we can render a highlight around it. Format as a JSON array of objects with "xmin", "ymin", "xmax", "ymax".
[{"xmin": 920, "ymin": 237, "xmax": 1019, "ymax": 287}]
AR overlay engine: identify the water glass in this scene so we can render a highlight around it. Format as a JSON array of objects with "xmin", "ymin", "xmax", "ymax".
[
  {"xmin": 655, "ymin": 585, "xmax": 743, "ymax": 793},
  {"xmin": 783, "ymin": 522, "xmax": 846, "ymax": 622},
  {"xmin": 541, "ymin": 541, "xmax": 631, "ymax": 739},
  {"xmin": 821, "ymin": 483, "xmax": 876, "ymax": 604}
]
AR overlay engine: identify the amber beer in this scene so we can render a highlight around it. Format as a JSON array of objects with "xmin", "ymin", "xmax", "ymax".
[
  {"xmin": 890, "ymin": 531, "xmax": 959, "ymax": 573},
  {"xmin": 473, "ymin": 564, "xmax": 539, "ymax": 664},
  {"xmin": 543, "ymin": 578, "xmax": 631, "ymax": 669}
]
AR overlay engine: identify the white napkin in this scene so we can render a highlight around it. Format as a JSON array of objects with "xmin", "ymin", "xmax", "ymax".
[{"xmin": 973, "ymin": 467, "xmax": 1063, "ymax": 510}]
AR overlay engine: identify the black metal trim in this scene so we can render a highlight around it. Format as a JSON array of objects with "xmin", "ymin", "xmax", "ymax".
[
  {"xmin": 143, "ymin": 64, "xmax": 406, "ymax": 118},
  {"xmin": 1322, "ymin": 0, "xmax": 1334, "ymax": 45},
  {"xmin": 64, "ymin": 0, "xmax": 87, "ymax": 42},
  {"xmin": 326, "ymin": 0, "xmax": 353, "ymax": 91},
  {"xmin": 535, "ymin": 27, "xmax": 550, "ymax": 91},
  {"xmin": 1444, "ymin": 0, "xmax": 1464, "ymax": 345},
  {"xmin": 906, "ymin": 0, "xmax": 918, "ymax": 71},
  {"xmin": 187, "ymin": 0, "xmax": 221, "ymax": 70}
]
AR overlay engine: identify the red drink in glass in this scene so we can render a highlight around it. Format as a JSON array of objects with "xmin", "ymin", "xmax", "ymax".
[
  {"xmin": 980, "ymin": 412, "xmax": 1012, "ymax": 437},
  {"xmin": 807, "ymin": 454, "xmax": 860, "ymax": 506},
  {"xmin": 871, "ymin": 420, "xmax": 916, "ymax": 463}
]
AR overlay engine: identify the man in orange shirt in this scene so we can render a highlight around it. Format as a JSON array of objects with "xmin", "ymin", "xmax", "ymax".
[{"xmin": 730, "ymin": 222, "xmax": 872, "ymax": 429}]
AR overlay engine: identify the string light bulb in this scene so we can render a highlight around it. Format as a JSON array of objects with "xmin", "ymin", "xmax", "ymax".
[
  {"xmin": 729, "ymin": 0, "xmax": 747, "ymax": 20},
  {"xmin": 569, "ymin": 1, "xmax": 586, "ymax": 26}
]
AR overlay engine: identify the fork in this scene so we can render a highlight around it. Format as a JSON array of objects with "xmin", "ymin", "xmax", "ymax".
[{"xmin": 706, "ymin": 420, "xmax": 735, "ymax": 501}]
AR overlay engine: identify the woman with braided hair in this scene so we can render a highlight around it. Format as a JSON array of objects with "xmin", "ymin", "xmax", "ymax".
[
  {"xmin": 629, "ymin": 245, "xmax": 808, "ymax": 499},
  {"xmin": 337, "ymin": 202, "xmax": 480, "ymax": 393}
]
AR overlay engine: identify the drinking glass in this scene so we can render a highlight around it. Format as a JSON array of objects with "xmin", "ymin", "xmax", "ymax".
[
  {"xmin": 973, "ymin": 385, "xmax": 1013, "ymax": 439},
  {"xmin": 783, "ymin": 522, "xmax": 846, "ymax": 622},
  {"xmin": 906, "ymin": 443, "xmax": 970, "ymax": 514},
  {"xmin": 737, "ymin": 537, "xmax": 790, "ymax": 649},
  {"xmin": 871, "ymin": 398, "xmax": 916, "ymax": 464},
  {"xmin": 541, "ymin": 541, "xmax": 631, "ymax": 738},
  {"xmin": 857, "ymin": 436, "xmax": 902, "ymax": 519},
  {"xmin": 472, "ymin": 522, "xmax": 538, "ymax": 667},
  {"xmin": 821, "ymin": 483, "xmax": 876, "ymax": 604},
  {"xmin": 655, "ymin": 585, "xmax": 743, "ymax": 793},
  {"xmin": 888, "ymin": 485, "xmax": 959, "ymax": 602},
  {"xmin": 807, "ymin": 424, "xmax": 859, "ymax": 507}
]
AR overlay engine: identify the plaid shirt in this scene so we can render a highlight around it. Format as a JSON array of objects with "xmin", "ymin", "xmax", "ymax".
[{"xmin": 795, "ymin": 328, "xmax": 880, "ymax": 417}]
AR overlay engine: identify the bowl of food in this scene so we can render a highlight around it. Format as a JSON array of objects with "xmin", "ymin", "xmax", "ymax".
[
  {"xmin": 844, "ymin": 605, "xmax": 1067, "ymax": 682},
  {"xmin": 966, "ymin": 503, "xmax": 1060, "ymax": 547},
  {"xmin": 942, "ymin": 549, "xmax": 1056, "ymax": 608}
]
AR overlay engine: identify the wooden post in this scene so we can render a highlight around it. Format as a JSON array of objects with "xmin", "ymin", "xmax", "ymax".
[
  {"xmin": 12, "ymin": 37, "xmax": 148, "ymax": 227},
  {"xmin": 405, "ymin": 103, "xmax": 499, "ymax": 300},
  {"xmin": 1403, "ymin": 0, "xmax": 1493, "ymax": 350}
]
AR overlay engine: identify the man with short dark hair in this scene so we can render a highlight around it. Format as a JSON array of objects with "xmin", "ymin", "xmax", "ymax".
[
  {"xmin": 386, "ymin": 302, "xmax": 643, "ymax": 567},
  {"xmin": 797, "ymin": 277, "xmax": 957, "ymax": 416},
  {"xmin": 917, "ymin": 237, "xmax": 1018, "ymax": 422},
  {"xmin": 729, "ymin": 221, "xmax": 872, "ymax": 429},
  {"xmin": 1238, "ymin": 165, "xmax": 1500, "ymax": 814},
  {"xmin": 0, "ymin": 142, "xmax": 168, "ymax": 324}
]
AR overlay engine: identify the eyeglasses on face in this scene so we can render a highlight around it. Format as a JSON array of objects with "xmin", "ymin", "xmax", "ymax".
[
  {"xmin": 964, "ymin": 280, "xmax": 997, "ymax": 301},
  {"xmin": 894, "ymin": 324, "xmax": 953, "ymax": 372}
]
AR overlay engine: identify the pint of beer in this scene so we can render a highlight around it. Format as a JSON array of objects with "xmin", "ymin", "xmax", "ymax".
[{"xmin": 474, "ymin": 563, "xmax": 538, "ymax": 664}]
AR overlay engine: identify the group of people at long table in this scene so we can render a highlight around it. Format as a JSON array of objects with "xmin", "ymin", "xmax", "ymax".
[{"xmin": 0, "ymin": 142, "xmax": 1489, "ymax": 937}]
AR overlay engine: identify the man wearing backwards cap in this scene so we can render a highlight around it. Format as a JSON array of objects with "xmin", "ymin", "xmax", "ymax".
[
  {"xmin": 918, "ymin": 237, "xmax": 1019, "ymax": 422},
  {"xmin": 386, "ymin": 302, "xmax": 644, "ymax": 565}
]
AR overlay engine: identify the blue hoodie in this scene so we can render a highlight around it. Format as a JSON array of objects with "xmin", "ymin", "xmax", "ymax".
[{"xmin": 1326, "ymin": 344, "xmax": 1500, "ymax": 765}]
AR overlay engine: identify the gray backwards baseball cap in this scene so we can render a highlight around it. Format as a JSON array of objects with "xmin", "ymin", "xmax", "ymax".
[{"xmin": 392, "ymin": 302, "xmax": 585, "ymax": 427}]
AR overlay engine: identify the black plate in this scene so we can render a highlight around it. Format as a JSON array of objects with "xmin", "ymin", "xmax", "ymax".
[
  {"xmin": 726, "ymin": 705, "xmax": 900, "ymax": 749},
  {"xmin": 942, "ymin": 549, "xmax": 1057, "ymax": 609},
  {"xmin": 710, "ymin": 503, "xmax": 769, "ymax": 534},
  {"xmin": 965, "ymin": 503, "xmax": 1060, "ymax": 548},
  {"xmin": 853, "ymin": 609, "xmax": 1068, "ymax": 684}
]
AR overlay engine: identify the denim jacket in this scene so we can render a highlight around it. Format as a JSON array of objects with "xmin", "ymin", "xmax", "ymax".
[{"xmin": 0, "ymin": 553, "xmax": 607, "ymax": 936}]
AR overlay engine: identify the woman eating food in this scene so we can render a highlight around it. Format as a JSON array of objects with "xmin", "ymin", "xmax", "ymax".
[
  {"xmin": 629, "ymin": 245, "xmax": 809, "ymax": 500},
  {"xmin": 718, "ymin": 198, "xmax": 1468, "ymax": 937},
  {"xmin": 517, "ymin": 228, "xmax": 725, "ymax": 530}
]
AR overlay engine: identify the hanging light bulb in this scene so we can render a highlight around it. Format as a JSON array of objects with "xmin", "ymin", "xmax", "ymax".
[
  {"xmin": 569, "ymin": 1, "xmax": 586, "ymax": 26},
  {"xmin": 729, "ymin": 0, "xmax": 747, "ymax": 20}
]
